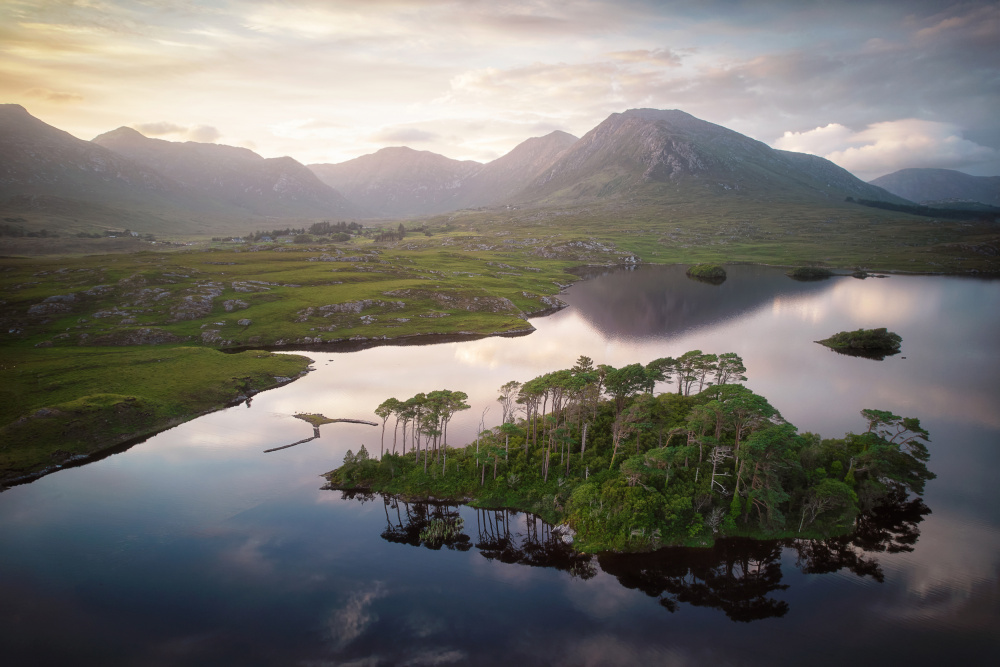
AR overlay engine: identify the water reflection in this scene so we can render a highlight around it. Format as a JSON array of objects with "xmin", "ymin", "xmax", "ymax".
[
  {"xmin": 820, "ymin": 346, "xmax": 900, "ymax": 361},
  {"xmin": 562, "ymin": 265, "xmax": 835, "ymax": 339},
  {"xmin": 348, "ymin": 489, "xmax": 930, "ymax": 623}
]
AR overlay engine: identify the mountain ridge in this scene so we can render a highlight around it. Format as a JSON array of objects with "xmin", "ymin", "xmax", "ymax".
[
  {"xmin": 92, "ymin": 126, "xmax": 364, "ymax": 219},
  {"xmin": 511, "ymin": 108, "xmax": 909, "ymax": 206},
  {"xmin": 869, "ymin": 168, "xmax": 1000, "ymax": 207},
  {"xmin": 1, "ymin": 104, "xmax": 934, "ymax": 236}
]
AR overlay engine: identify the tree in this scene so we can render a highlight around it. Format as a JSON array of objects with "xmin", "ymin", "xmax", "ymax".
[
  {"xmin": 692, "ymin": 353, "xmax": 719, "ymax": 394},
  {"xmin": 845, "ymin": 409, "xmax": 935, "ymax": 509},
  {"xmin": 497, "ymin": 380, "xmax": 521, "ymax": 424},
  {"xmin": 741, "ymin": 424, "xmax": 798, "ymax": 528},
  {"xmin": 714, "ymin": 352, "xmax": 747, "ymax": 387},
  {"xmin": 644, "ymin": 357, "xmax": 675, "ymax": 395},
  {"xmin": 374, "ymin": 398, "xmax": 401, "ymax": 458},
  {"xmin": 603, "ymin": 363, "xmax": 647, "ymax": 418},
  {"xmin": 675, "ymin": 350, "xmax": 703, "ymax": 396},
  {"xmin": 798, "ymin": 479, "xmax": 858, "ymax": 532},
  {"xmin": 610, "ymin": 399, "xmax": 650, "ymax": 469}
]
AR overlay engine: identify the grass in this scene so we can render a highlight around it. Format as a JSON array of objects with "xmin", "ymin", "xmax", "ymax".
[{"xmin": 0, "ymin": 345, "xmax": 310, "ymax": 484}]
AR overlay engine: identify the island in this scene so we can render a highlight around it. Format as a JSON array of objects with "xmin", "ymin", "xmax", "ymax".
[
  {"xmin": 686, "ymin": 264, "xmax": 727, "ymax": 284},
  {"xmin": 323, "ymin": 352, "xmax": 933, "ymax": 552},
  {"xmin": 787, "ymin": 266, "xmax": 834, "ymax": 280},
  {"xmin": 817, "ymin": 327, "xmax": 902, "ymax": 359}
]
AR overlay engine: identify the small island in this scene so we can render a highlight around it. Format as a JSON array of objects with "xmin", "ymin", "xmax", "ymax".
[
  {"xmin": 817, "ymin": 327, "xmax": 902, "ymax": 359},
  {"xmin": 787, "ymin": 266, "xmax": 834, "ymax": 280},
  {"xmin": 686, "ymin": 264, "xmax": 727, "ymax": 284},
  {"xmin": 323, "ymin": 352, "xmax": 932, "ymax": 552}
]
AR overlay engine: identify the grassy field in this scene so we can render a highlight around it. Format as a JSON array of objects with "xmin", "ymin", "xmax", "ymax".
[
  {"xmin": 0, "ymin": 346, "xmax": 310, "ymax": 485},
  {"xmin": 1, "ymin": 198, "xmax": 997, "ymax": 483}
]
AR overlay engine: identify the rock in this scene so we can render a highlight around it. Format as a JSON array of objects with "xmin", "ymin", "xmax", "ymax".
[
  {"xmin": 170, "ymin": 294, "xmax": 214, "ymax": 321},
  {"xmin": 223, "ymin": 299, "xmax": 250, "ymax": 312},
  {"xmin": 237, "ymin": 318, "xmax": 252, "ymax": 326},
  {"xmin": 89, "ymin": 328, "xmax": 186, "ymax": 346},
  {"xmin": 28, "ymin": 302, "xmax": 71, "ymax": 315}
]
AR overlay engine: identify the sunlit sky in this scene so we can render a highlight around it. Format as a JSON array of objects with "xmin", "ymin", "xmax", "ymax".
[{"xmin": 2, "ymin": 0, "xmax": 998, "ymax": 180}]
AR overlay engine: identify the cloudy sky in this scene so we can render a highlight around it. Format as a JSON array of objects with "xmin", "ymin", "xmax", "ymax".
[{"xmin": 2, "ymin": 0, "xmax": 998, "ymax": 180}]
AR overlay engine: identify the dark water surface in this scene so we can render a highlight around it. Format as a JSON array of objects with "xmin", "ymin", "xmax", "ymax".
[{"xmin": 2, "ymin": 265, "xmax": 998, "ymax": 666}]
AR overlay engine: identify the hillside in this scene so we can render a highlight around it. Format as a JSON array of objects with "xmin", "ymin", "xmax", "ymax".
[
  {"xmin": 450, "ymin": 130, "xmax": 579, "ymax": 208},
  {"xmin": 0, "ymin": 104, "xmax": 230, "ymax": 234},
  {"xmin": 93, "ymin": 127, "xmax": 364, "ymax": 219},
  {"xmin": 870, "ymin": 168, "xmax": 1000, "ymax": 207}
]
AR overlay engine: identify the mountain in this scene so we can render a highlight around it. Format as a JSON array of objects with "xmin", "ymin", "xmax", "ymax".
[
  {"xmin": 2, "ymin": 105, "xmax": 918, "ymax": 235},
  {"xmin": 0, "ymin": 104, "xmax": 213, "ymax": 224},
  {"xmin": 869, "ymin": 168, "xmax": 1000, "ymax": 207},
  {"xmin": 512, "ymin": 108, "xmax": 907, "ymax": 206},
  {"xmin": 309, "ymin": 147, "xmax": 482, "ymax": 218},
  {"xmin": 309, "ymin": 131, "xmax": 579, "ymax": 217},
  {"xmin": 450, "ymin": 130, "xmax": 578, "ymax": 209},
  {"xmin": 93, "ymin": 127, "xmax": 363, "ymax": 218}
]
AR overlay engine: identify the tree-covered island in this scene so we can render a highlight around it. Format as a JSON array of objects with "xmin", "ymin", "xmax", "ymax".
[{"xmin": 324, "ymin": 352, "xmax": 933, "ymax": 552}]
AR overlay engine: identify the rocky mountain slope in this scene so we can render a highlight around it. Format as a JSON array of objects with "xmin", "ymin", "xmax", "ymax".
[
  {"xmin": 447, "ymin": 130, "xmax": 579, "ymax": 210},
  {"xmin": 512, "ymin": 109, "xmax": 907, "ymax": 207}
]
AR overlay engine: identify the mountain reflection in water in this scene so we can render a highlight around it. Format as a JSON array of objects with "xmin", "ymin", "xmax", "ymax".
[
  {"xmin": 345, "ymin": 489, "xmax": 928, "ymax": 623},
  {"xmin": 564, "ymin": 265, "xmax": 834, "ymax": 339}
]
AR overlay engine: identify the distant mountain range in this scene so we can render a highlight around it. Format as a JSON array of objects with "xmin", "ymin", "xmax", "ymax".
[
  {"xmin": 0, "ymin": 103, "xmax": 363, "ymax": 234},
  {"xmin": 309, "ymin": 130, "xmax": 578, "ymax": 217},
  {"xmin": 869, "ymin": 168, "xmax": 1000, "ymax": 208},
  {"xmin": 2, "ymin": 103, "xmax": 917, "ymax": 235},
  {"xmin": 92, "ymin": 126, "xmax": 361, "ymax": 219}
]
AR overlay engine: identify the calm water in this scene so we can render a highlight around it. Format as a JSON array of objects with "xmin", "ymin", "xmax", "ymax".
[{"xmin": 1, "ymin": 265, "xmax": 998, "ymax": 666}]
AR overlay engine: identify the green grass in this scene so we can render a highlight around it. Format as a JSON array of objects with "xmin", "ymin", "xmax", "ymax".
[{"xmin": 0, "ymin": 346, "xmax": 310, "ymax": 483}]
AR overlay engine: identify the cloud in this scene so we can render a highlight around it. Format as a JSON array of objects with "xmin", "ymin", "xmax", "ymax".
[
  {"xmin": 22, "ymin": 87, "xmax": 83, "ymax": 103},
  {"xmin": 131, "ymin": 121, "xmax": 221, "ymax": 143},
  {"xmin": 132, "ymin": 121, "xmax": 188, "ymax": 136},
  {"xmin": 370, "ymin": 127, "xmax": 438, "ymax": 144},
  {"xmin": 607, "ymin": 48, "xmax": 684, "ymax": 66},
  {"xmin": 399, "ymin": 648, "xmax": 467, "ymax": 666},
  {"xmin": 775, "ymin": 119, "xmax": 999, "ymax": 180},
  {"xmin": 1, "ymin": 0, "xmax": 996, "ymax": 172},
  {"xmin": 187, "ymin": 124, "xmax": 221, "ymax": 142},
  {"xmin": 325, "ymin": 582, "xmax": 387, "ymax": 651}
]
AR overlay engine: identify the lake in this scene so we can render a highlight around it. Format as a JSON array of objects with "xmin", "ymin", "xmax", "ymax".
[{"xmin": 1, "ymin": 265, "xmax": 998, "ymax": 666}]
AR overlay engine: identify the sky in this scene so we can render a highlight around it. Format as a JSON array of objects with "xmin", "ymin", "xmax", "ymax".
[{"xmin": 1, "ymin": 0, "xmax": 998, "ymax": 181}]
